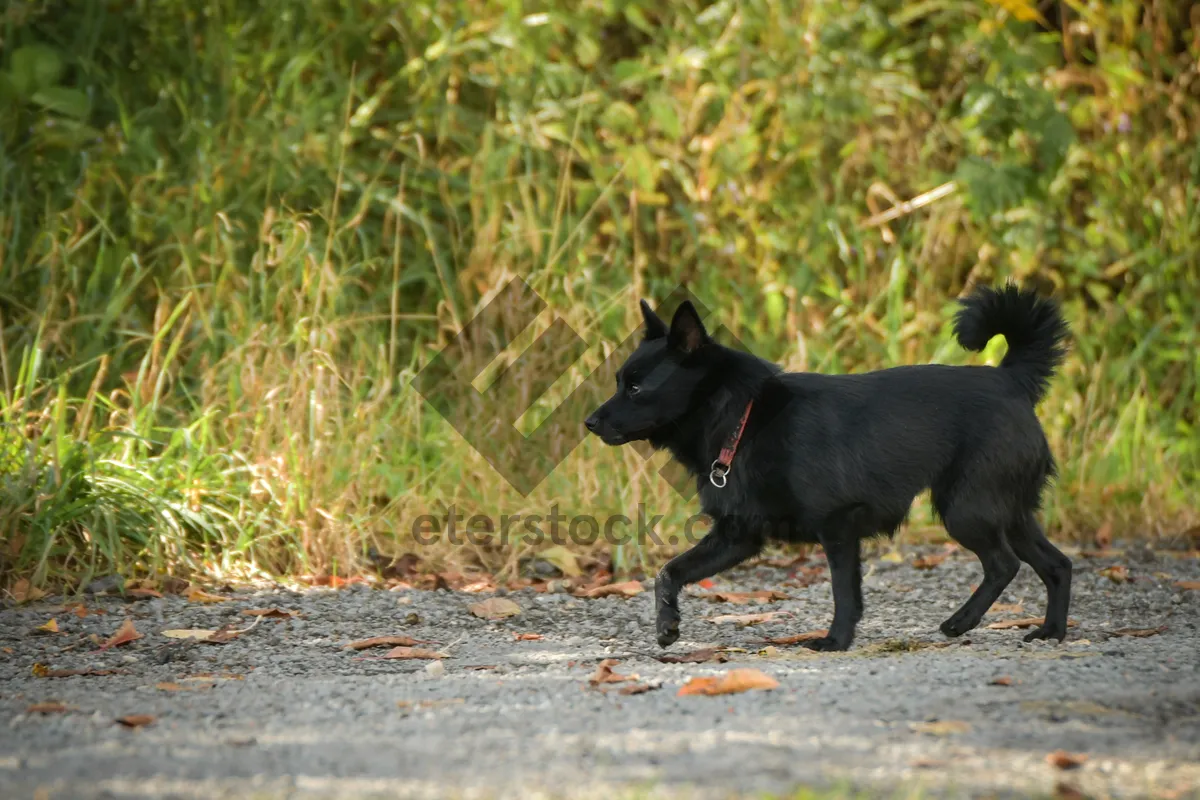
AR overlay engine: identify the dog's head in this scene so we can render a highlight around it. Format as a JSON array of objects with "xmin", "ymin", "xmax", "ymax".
[{"xmin": 584, "ymin": 299, "xmax": 712, "ymax": 445}]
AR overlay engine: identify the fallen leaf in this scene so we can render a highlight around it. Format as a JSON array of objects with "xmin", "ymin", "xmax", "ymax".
[
  {"xmin": 1094, "ymin": 521, "xmax": 1113, "ymax": 550},
  {"xmin": 1098, "ymin": 565, "xmax": 1130, "ymax": 584},
  {"xmin": 162, "ymin": 629, "xmax": 220, "ymax": 641},
  {"xmin": 707, "ymin": 611, "xmax": 791, "ymax": 627},
  {"xmin": 655, "ymin": 648, "xmax": 729, "ymax": 664},
  {"xmin": 1175, "ymin": 581, "xmax": 1200, "ymax": 591},
  {"xmin": 989, "ymin": 676, "xmax": 1014, "ymax": 686},
  {"xmin": 380, "ymin": 646, "xmax": 449, "ymax": 659},
  {"xmin": 1110, "ymin": 625, "xmax": 1167, "ymax": 638},
  {"xmin": 185, "ymin": 587, "xmax": 230, "ymax": 603},
  {"xmin": 589, "ymin": 659, "xmax": 634, "ymax": 685},
  {"xmin": 618, "ymin": 682, "xmax": 661, "ymax": 695},
  {"xmin": 27, "ymin": 702, "xmax": 75, "ymax": 713},
  {"xmin": 10, "ymin": 578, "xmax": 47, "ymax": 604},
  {"xmin": 38, "ymin": 667, "xmax": 125, "ymax": 678},
  {"xmin": 989, "ymin": 603, "xmax": 1025, "ymax": 614},
  {"xmin": 35, "ymin": 618, "xmax": 60, "ymax": 634},
  {"xmin": 693, "ymin": 590, "xmax": 791, "ymax": 604},
  {"xmin": 539, "ymin": 545, "xmax": 582, "ymax": 577},
  {"xmin": 513, "ymin": 632, "xmax": 543, "ymax": 641},
  {"xmin": 763, "ymin": 630, "xmax": 829, "ymax": 645},
  {"xmin": 116, "ymin": 714, "xmax": 156, "ymax": 728},
  {"xmin": 910, "ymin": 720, "xmax": 972, "ymax": 736},
  {"xmin": 986, "ymin": 617, "xmax": 1078, "ymax": 630},
  {"xmin": 99, "ymin": 618, "xmax": 143, "ymax": 650},
  {"xmin": 880, "ymin": 551, "xmax": 904, "ymax": 564},
  {"xmin": 697, "ymin": 578, "xmax": 716, "ymax": 589},
  {"xmin": 155, "ymin": 682, "xmax": 189, "ymax": 692},
  {"xmin": 574, "ymin": 580, "xmax": 644, "ymax": 599},
  {"xmin": 242, "ymin": 608, "xmax": 299, "ymax": 619},
  {"xmin": 126, "ymin": 588, "xmax": 163, "ymax": 599},
  {"xmin": 677, "ymin": 668, "xmax": 779, "ymax": 696},
  {"xmin": 468, "ymin": 597, "xmax": 522, "ymax": 620},
  {"xmin": 343, "ymin": 636, "xmax": 432, "ymax": 651},
  {"xmin": 1046, "ymin": 750, "xmax": 1088, "ymax": 770},
  {"xmin": 912, "ymin": 553, "xmax": 949, "ymax": 570},
  {"xmin": 460, "ymin": 579, "xmax": 498, "ymax": 593}
]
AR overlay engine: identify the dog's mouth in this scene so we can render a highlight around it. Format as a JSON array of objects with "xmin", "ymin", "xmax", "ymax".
[{"xmin": 599, "ymin": 431, "xmax": 630, "ymax": 445}]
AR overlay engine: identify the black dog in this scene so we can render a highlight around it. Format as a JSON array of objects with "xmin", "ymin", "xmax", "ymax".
[{"xmin": 584, "ymin": 284, "xmax": 1072, "ymax": 651}]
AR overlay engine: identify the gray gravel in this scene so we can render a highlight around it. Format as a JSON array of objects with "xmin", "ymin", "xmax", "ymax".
[{"xmin": 2, "ymin": 548, "xmax": 1199, "ymax": 799}]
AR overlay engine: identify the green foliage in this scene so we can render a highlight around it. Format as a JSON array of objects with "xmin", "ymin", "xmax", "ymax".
[{"xmin": 1, "ymin": 0, "xmax": 1197, "ymax": 587}]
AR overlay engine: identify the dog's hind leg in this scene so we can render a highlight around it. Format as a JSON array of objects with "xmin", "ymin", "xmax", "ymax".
[
  {"xmin": 1007, "ymin": 513, "xmax": 1072, "ymax": 641},
  {"xmin": 938, "ymin": 506, "xmax": 1021, "ymax": 638},
  {"xmin": 654, "ymin": 518, "xmax": 764, "ymax": 648}
]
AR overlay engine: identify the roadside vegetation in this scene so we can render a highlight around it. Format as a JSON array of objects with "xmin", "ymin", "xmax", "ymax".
[{"xmin": 2, "ymin": 0, "xmax": 1197, "ymax": 592}]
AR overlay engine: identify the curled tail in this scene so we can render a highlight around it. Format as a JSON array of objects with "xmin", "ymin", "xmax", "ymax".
[{"xmin": 953, "ymin": 283, "xmax": 1069, "ymax": 405}]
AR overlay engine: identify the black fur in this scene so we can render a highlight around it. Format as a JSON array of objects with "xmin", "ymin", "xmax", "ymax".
[{"xmin": 584, "ymin": 284, "xmax": 1073, "ymax": 651}]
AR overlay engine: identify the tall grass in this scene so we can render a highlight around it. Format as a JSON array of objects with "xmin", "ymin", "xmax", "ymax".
[{"xmin": 1, "ymin": 0, "xmax": 1197, "ymax": 590}]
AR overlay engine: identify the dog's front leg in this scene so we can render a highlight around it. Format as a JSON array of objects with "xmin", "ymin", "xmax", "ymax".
[
  {"xmin": 654, "ymin": 518, "xmax": 763, "ymax": 647},
  {"xmin": 804, "ymin": 533, "xmax": 862, "ymax": 652}
]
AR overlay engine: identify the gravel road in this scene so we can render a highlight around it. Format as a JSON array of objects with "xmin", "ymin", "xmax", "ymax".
[{"xmin": 3, "ymin": 547, "xmax": 1199, "ymax": 799}]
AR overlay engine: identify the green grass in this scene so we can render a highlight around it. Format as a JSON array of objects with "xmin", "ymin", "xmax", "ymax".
[{"xmin": 1, "ymin": 0, "xmax": 1198, "ymax": 592}]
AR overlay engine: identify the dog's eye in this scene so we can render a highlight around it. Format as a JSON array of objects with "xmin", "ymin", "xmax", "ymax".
[{"xmin": 627, "ymin": 383, "xmax": 641, "ymax": 396}]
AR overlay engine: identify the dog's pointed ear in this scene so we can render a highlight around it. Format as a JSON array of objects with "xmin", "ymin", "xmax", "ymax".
[
  {"xmin": 668, "ymin": 301, "xmax": 708, "ymax": 354},
  {"xmin": 640, "ymin": 299, "xmax": 668, "ymax": 340}
]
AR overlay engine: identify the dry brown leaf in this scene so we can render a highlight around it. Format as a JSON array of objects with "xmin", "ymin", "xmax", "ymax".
[
  {"xmin": 1175, "ymin": 581, "xmax": 1200, "ymax": 591},
  {"xmin": 10, "ymin": 578, "xmax": 47, "ymax": 604},
  {"xmin": 574, "ymin": 580, "xmax": 645, "ymax": 599},
  {"xmin": 912, "ymin": 553, "xmax": 949, "ymax": 570},
  {"xmin": 1098, "ymin": 565, "xmax": 1130, "ymax": 584},
  {"xmin": 185, "ymin": 587, "xmax": 230, "ymax": 604},
  {"xmin": 380, "ymin": 646, "xmax": 449, "ymax": 659},
  {"xmin": 910, "ymin": 720, "xmax": 971, "ymax": 736},
  {"xmin": 343, "ymin": 635, "xmax": 432, "ymax": 651},
  {"xmin": 27, "ymin": 702, "xmax": 75, "ymax": 713},
  {"xmin": 589, "ymin": 659, "xmax": 635, "ymax": 685},
  {"xmin": 116, "ymin": 714, "xmax": 156, "ymax": 728},
  {"xmin": 707, "ymin": 611, "xmax": 791, "ymax": 627},
  {"xmin": 460, "ymin": 579, "xmax": 498, "ymax": 594},
  {"xmin": 100, "ymin": 618, "xmax": 143, "ymax": 650},
  {"xmin": 38, "ymin": 666, "xmax": 124, "ymax": 678},
  {"xmin": 468, "ymin": 597, "xmax": 522, "ymax": 620},
  {"xmin": 1094, "ymin": 521, "xmax": 1113, "ymax": 550},
  {"xmin": 989, "ymin": 676, "xmax": 1014, "ymax": 686},
  {"xmin": 618, "ymin": 683, "xmax": 661, "ymax": 695},
  {"xmin": 986, "ymin": 617, "xmax": 1078, "ymax": 630},
  {"xmin": 693, "ymin": 590, "xmax": 791, "ymax": 604},
  {"xmin": 1046, "ymin": 750, "xmax": 1088, "ymax": 770},
  {"xmin": 162, "ymin": 629, "xmax": 219, "ymax": 641},
  {"xmin": 243, "ymin": 608, "xmax": 299, "ymax": 618},
  {"xmin": 989, "ymin": 602, "xmax": 1025, "ymax": 614},
  {"xmin": 763, "ymin": 630, "xmax": 829, "ymax": 645},
  {"xmin": 513, "ymin": 632, "xmax": 544, "ymax": 641},
  {"xmin": 677, "ymin": 668, "xmax": 779, "ymax": 696},
  {"xmin": 35, "ymin": 618, "xmax": 60, "ymax": 634},
  {"xmin": 1110, "ymin": 625, "xmax": 1167, "ymax": 638},
  {"xmin": 655, "ymin": 648, "xmax": 729, "ymax": 664},
  {"xmin": 127, "ymin": 588, "xmax": 163, "ymax": 599}
]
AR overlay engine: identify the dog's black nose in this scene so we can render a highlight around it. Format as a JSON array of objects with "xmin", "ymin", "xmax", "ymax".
[{"xmin": 584, "ymin": 415, "xmax": 600, "ymax": 433}]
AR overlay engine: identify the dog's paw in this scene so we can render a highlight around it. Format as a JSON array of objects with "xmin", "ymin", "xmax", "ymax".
[
  {"xmin": 939, "ymin": 610, "xmax": 982, "ymax": 638},
  {"xmin": 656, "ymin": 617, "xmax": 680, "ymax": 648},
  {"xmin": 801, "ymin": 635, "xmax": 850, "ymax": 652},
  {"xmin": 1022, "ymin": 625, "xmax": 1066, "ymax": 643}
]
